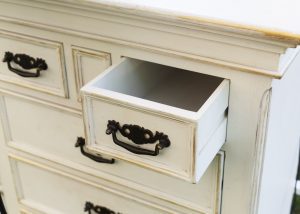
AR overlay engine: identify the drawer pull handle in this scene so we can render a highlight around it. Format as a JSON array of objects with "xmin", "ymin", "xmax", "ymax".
[
  {"xmin": 84, "ymin": 201, "xmax": 120, "ymax": 214},
  {"xmin": 0, "ymin": 195, "xmax": 6, "ymax": 214},
  {"xmin": 75, "ymin": 137, "xmax": 115, "ymax": 164},
  {"xmin": 2, "ymin": 51, "xmax": 48, "ymax": 77},
  {"xmin": 106, "ymin": 120, "xmax": 171, "ymax": 156}
]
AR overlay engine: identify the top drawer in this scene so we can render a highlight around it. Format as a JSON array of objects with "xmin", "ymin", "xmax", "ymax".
[
  {"xmin": 0, "ymin": 31, "xmax": 68, "ymax": 98},
  {"xmin": 81, "ymin": 58, "xmax": 229, "ymax": 183}
]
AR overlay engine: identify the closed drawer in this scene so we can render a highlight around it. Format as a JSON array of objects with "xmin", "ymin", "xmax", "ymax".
[
  {"xmin": 81, "ymin": 58, "xmax": 229, "ymax": 183},
  {"xmin": 9, "ymin": 156, "xmax": 174, "ymax": 214},
  {"xmin": 2, "ymin": 95, "xmax": 223, "ymax": 214},
  {"xmin": 0, "ymin": 30, "xmax": 68, "ymax": 98},
  {"xmin": 72, "ymin": 46, "xmax": 112, "ymax": 101}
]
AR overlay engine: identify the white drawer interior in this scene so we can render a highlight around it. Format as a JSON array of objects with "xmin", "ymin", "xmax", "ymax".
[{"xmin": 88, "ymin": 58, "xmax": 224, "ymax": 113}]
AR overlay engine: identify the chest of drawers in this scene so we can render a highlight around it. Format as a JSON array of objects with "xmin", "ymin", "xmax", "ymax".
[{"xmin": 0, "ymin": 1, "xmax": 299, "ymax": 214}]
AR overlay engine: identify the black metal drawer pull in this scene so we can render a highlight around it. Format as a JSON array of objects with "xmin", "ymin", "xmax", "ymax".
[
  {"xmin": 75, "ymin": 137, "xmax": 115, "ymax": 164},
  {"xmin": 84, "ymin": 201, "xmax": 120, "ymax": 214},
  {"xmin": 2, "ymin": 51, "xmax": 48, "ymax": 77},
  {"xmin": 0, "ymin": 195, "xmax": 7, "ymax": 214},
  {"xmin": 106, "ymin": 120, "xmax": 171, "ymax": 156}
]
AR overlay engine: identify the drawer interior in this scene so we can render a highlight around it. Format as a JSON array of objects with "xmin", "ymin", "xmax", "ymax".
[{"xmin": 91, "ymin": 58, "xmax": 224, "ymax": 112}]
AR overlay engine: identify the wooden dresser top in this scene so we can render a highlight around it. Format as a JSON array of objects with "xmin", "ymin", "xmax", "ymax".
[{"xmin": 86, "ymin": 0, "xmax": 300, "ymax": 44}]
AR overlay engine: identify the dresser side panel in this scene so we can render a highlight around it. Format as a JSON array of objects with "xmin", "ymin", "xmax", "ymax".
[{"xmin": 257, "ymin": 50, "xmax": 300, "ymax": 214}]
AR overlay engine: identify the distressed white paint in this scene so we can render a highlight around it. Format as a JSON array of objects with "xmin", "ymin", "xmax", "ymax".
[
  {"xmin": 1, "ymin": 95, "xmax": 224, "ymax": 213},
  {"xmin": 72, "ymin": 46, "xmax": 112, "ymax": 101},
  {"xmin": 0, "ymin": 1, "xmax": 298, "ymax": 214},
  {"xmin": 0, "ymin": 30, "xmax": 68, "ymax": 98},
  {"xmin": 9, "ymin": 157, "xmax": 173, "ymax": 214},
  {"xmin": 88, "ymin": 0, "xmax": 300, "ymax": 38},
  {"xmin": 0, "ymin": 1, "xmax": 292, "ymax": 73},
  {"xmin": 257, "ymin": 46, "xmax": 300, "ymax": 214}
]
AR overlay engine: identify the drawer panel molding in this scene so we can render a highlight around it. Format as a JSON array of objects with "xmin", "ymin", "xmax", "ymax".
[
  {"xmin": 72, "ymin": 46, "xmax": 111, "ymax": 101},
  {"xmin": 8, "ymin": 151, "xmax": 224, "ymax": 214},
  {"xmin": 0, "ymin": 30, "xmax": 68, "ymax": 98},
  {"xmin": 9, "ymin": 155, "xmax": 182, "ymax": 214}
]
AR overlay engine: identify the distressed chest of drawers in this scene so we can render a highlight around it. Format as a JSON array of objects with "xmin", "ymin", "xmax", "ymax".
[{"xmin": 0, "ymin": 1, "xmax": 299, "ymax": 214}]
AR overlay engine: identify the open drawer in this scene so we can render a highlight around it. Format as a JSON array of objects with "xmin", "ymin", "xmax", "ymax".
[{"xmin": 81, "ymin": 58, "xmax": 229, "ymax": 183}]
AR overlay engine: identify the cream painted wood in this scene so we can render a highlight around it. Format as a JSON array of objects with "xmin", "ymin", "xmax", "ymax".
[
  {"xmin": 1, "ymin": 95, "xmax": 84, "ymax": 153},
  {"xmin": 0, "ymin": 1, "xmax": 299, "ymax": 214},
  {"xmin": 88, "ymin": 0, "xmax": 300, "ymax": 41},
  {"xmin": 0, "ymin": 96, "xmax": 19, "ymax": 214},
  {"xmin": 81, "ymin": 58, "xmax": 229, "ymax": 182},
  {"xmin": 0, "ymin": 30, "xmax": 68, "ymax": 98},
  {"xmin": 0, "ymin": 1, "xmax": 293, "ymax": 74},
  {"xmin": 12, "ymin": 150, "xmax": 224, "ymax": 214},
  {"xmin": 72, "ymin": 46, "xmax": 112, "ymax": 101},
  {"xmin": 0, "ymin": 20, "xmax": 114, "ymax": 111},
  {"xmin": 0, "ymin": 174, "xmax": 3, "ymax": 209},
  {"xmin": 9, "ymin": 157, "xmax": 175, "ymax": 214},
  {"xmin": 8, "ymin": 152, "xmax": 224, "ymax": 214},
  {"xmin": 1, "ymin": 95, "xmax": 224, "ymax": 213},
  {"xmin": 256, "ymin": 48, "xmax": 300, "ymax": 214}
]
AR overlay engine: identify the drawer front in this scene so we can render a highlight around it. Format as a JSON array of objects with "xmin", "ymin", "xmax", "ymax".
[
  {"xmin": 81, "ymin": 58, "xmax": 229, "ymax": 182},
  {"xmin": 1, "ymin": 95, "xmax": 223, "ymax": 214},
  {"xmin": 72, "ymin": 46, "xmax": 112, "ymax": 101},
  {"xmin": 9, "ymin": 156, "xmax": 171, "ymax": 214},
  {"xmin": 85, "ymin": 97, "xmax": 195, "ymax": 180},
  {"xmin": 0, "ymin": 31, "xmax": 68, "ymax": 97}
]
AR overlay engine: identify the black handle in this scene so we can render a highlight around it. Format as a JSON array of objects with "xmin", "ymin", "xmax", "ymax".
[
  {"xmin": 0, "ymin": 195, "xmax": 6, "ymax": 214},
  {"xmin": 84, "ymin": 201, "xmax": 120, "ymax": 214},
  {"xmin": 106, "ymin": 120, "xmax": 171, "ymax": 156},
  {"xmin": 75, "ymin": 137, "xmax": 115, "ymax": 164},
  {"xmin": 2, "ymin": 51, "xmax": 47, "ymax": 77}
]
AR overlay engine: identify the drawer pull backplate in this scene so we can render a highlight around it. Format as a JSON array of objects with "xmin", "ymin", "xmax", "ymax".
[
  {"xmin": 106, "ymin": 120, "xmax": 171, "ymax": 156},
  {"xmin": 2, "ymin": 51, "xmax": 48, "ymax": 77},
  {"xmin": 84, "ymin": 201, "xmax": 120, "ymax": 214}
]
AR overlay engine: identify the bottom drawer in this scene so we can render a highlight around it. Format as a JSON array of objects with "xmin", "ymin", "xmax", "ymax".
[{"xmin": 9, "ymin": 155, "xmax": 186, "ymax": 214}]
